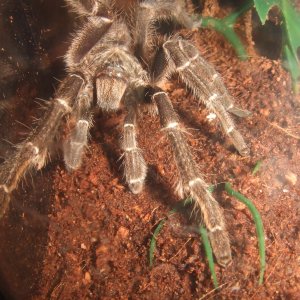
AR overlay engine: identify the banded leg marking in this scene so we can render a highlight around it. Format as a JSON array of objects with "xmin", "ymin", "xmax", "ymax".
[
  {"xmin": 163, "ymin": 38, "xmax": 250, "ymax": 156},
  {"xmin": 121, "ymin": 105, "xmax": 146, "ymax": 194},
  {"xmin": 152, "ymin": 89, "xmax": 232, "ymax": 266},
  {"xmin": 64, "ymin": 82, "xmax": 93, "ymax": 171},
  {"xmin": 0, "ymin": 75, "xmax": 83, "ymax": 217}
]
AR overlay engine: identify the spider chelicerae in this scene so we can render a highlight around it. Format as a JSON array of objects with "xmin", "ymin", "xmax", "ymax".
[{"xmin": 0, "ymin": 0, "xmax": 251, "ymax": 267}]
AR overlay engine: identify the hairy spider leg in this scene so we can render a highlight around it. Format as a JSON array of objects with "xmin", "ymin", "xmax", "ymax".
[
  {"xmin": 94, "ymin": 48, "xmax": 149, "ymax": 193},
  {"xmin": 64, "ymin": 16, "xmax": 124, "ymax": 170},
  {"xmin": 179, "ymin": 39, "xmax": 251, "ymax": 118},
  {"xmin": 162, "ymin": 37, "xmax": 250, "ymax": 156},
  {"xmin": 94, "ymin": 49, "xmax": 148, "ymax": 193},
  {"xmin": 121, "ymin": 92, "xmax": 147, "ymax": 194},
  {"xmin": 65, "ymin": 16, "xmax": 113, "ymax": 67},
  {"xmin": 65, "ymin": 3, "xmax": 148, "ymax": 191},
  {"xmin": 63, "ymin": 80, "xmax": 94, "ymax": 171},
  {"xmin": 150, "ymin": 88, "xmax": 231, "ymax": 267},
  {"xmin": 0, "ymin": 75, "xmax": 83, "ymax": 217},
  {"xmin": 134, "ymin": 0, "xmax": 195, "ymax": 61}
]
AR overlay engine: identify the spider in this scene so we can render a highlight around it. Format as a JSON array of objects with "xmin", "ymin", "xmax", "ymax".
[{"xmin": 0, "ymin": 0, "xmax": 251, "ymax": 267}]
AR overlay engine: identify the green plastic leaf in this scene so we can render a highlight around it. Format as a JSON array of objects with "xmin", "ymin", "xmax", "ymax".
[
  {"xmin": 201, "ymin": 1, "xmax": 253, "ymax": 60},
  {"xmin": 254, "ymin": 0, "xmax": 281, "ymax": 24},
  {"xmin": 254, "ymin": 0, "xmax": 300, "ymax": 91},
  {"xmin": 281, "ymin": 1, "xmax": 300, "ymax": 62},
  {"xmin": 225, "ymin": 183, "xmax": 266, "ymax": 285},
  {"xmin": 199, "ymin": 226, "xmax": 218, "ymax": 288},
  {"xmin": 284, "ymin": 45, "xmax": 300, "ymax": 92}
]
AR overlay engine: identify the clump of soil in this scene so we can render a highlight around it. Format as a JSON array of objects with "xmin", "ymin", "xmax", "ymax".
[{"xmin": 0, "ymin": 1, "xmax": 299, "ymax": 299}]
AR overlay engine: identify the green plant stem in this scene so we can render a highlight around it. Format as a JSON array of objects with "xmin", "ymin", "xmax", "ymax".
[
  {"xmin": 225, "ymin": 183, "xmax": 266, "ymax": 285},
  {"xmin": 252, "ymin": 160, "xmax": 262, "ymax": 175},
  {"xmin": 201, "ymin": 1, "xmax": 253, "ymax": 60},
  {"xmin": 149, "ymin": 218, "xmax": 166, "ymax": 267},
  {"xmin": 199, "ymin": 226, "xmax": 218, "ymax": 288},
  {"xmin": 149, "ymin": 186, "xmax": 214, "ymax": 269}
]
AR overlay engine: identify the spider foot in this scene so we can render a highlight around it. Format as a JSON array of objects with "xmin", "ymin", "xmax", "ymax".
[
  {"xmin": 188, "ymin": 179, "xmax": 232, "ymax": 267},
  {"xmin": 208, "ymin": 228, "xmax": 232, "ymax": 267}
]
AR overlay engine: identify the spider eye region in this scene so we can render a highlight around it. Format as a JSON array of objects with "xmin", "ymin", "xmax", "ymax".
[{"xmin": 96, "ymin": 64, "xmax": 128, "ymax": 111}]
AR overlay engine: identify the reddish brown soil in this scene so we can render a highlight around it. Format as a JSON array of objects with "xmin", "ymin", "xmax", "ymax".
[{"xmin": 0, "ymin": 1, "xmax": 300, "ymax": 299}]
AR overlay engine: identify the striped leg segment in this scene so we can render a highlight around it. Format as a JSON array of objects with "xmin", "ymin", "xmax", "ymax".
[
  {"xmin": 162, "ymin": 38, "xmax": 250, "ymax": 156},
  {"xmin": 152, "ymin": 88, "xmax": 231, "ymax": 266},
  {"xmin": 121, "ymin": 99, "xmax": 147, "ymax": 194},
  {"xmin": 63, "ymin": 81, "xmax": 93, "ymax": 171},
  {"xmin": 0, "ymin": 74, "xmax": 83, "ymax": 217},
  {"xmin": 65, "ymin": 16, "xmax": 113, "ymax": 67}
]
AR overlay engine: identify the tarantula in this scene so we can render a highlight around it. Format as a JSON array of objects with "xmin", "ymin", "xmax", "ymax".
[{"xmin": 0, "ymin": 0, "xmax": 250, "ymax": 267}]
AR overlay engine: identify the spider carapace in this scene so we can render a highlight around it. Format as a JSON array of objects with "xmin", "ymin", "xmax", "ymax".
[{"xmin": 0, "ymin": 0, "xmax": 251, "ymax": 267}]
